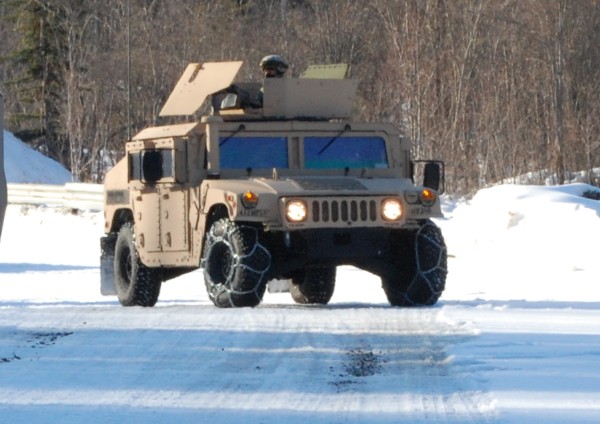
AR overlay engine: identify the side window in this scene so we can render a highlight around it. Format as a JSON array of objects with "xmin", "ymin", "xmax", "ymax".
[{"xmin": 130, "ymin": 151, "xmax": 142, "ymax": 180}]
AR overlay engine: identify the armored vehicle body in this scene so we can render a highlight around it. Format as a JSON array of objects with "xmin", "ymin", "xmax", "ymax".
[{"xmin": 100, "ymin": 61, "xmax": 447, "ymax": 308}]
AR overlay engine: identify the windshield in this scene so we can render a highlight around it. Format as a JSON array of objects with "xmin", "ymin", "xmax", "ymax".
[
  {"xmin": 220, "ymin": 136, "xmax": 288, "ymax": 169},
  {"xmin": 304, "ymin": 136, "xmax": 388, "ymax": 169},
  {"xmin": 218, "ymin": 135, "xmax": 388, "ymax": 170}
]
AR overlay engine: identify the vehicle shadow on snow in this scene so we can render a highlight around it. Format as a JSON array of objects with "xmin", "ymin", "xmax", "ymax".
[
  {"xmin": 0, "ymin": 262, "xmax": 97, "ymax": 273},
  {"xmin": 259, "ymin": 302, "xmax": 404, "ymax": 310},
  {"xmin": 440, "ymin": 299, "xmax": 600, "ymax": 310},
  {"xmin": 0, "ymin": 300, "xmax": 118, "ymax": 308}
]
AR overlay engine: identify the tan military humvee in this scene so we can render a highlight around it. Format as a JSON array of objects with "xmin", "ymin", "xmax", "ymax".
[{"xmin": 100, "ymin": 61, "xmax": 447, "ymax": 308}]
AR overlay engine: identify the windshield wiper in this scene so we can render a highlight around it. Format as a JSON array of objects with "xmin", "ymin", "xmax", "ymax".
[
  {"xmin": 219, "ymin": 124, "xmax": 246, "ymax": 147},
  {"xmin": 317, "ymin": 124, "xmax": 351, "ymax": 155}
]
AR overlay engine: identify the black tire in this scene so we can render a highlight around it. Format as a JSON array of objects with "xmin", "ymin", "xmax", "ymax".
[
  {"xmin": 382, "ymin": 220, "xmax": 447, "ymax": 307},
  {"xmin": 290, "ymin": 266, "xmax": 336, "ymax": 305},
  {"xmin": 114, "ymin": 223, "xmax": 161, "ymax": 307},
  {"xmin": 202, "ymin": 218, "xmax": 271, "ymax": 308}
]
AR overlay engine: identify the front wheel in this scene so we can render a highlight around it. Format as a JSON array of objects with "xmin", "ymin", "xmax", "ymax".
[
  {"xmin": 114, "ymin": 223, "xmax": 161, "ymax": 307},
  {"xmin": 382, "ymin": 220, "xmax": 447, "ymax": 307},
  {"xmin": 202, "ymin": 219, "xmax": 271, "ymax": 308},
  {"xmin": 290, "ymin": 266, "xmax": 336, "ymax": 305}
]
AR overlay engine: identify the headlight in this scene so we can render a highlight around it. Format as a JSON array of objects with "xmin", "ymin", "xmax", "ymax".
[
  {"xmin": 420, "ymin": 189, "xmax": 436, "ymax": 207},
  {"xmin": 241, "ymin": 191, "xmax": 259, "ymax": 208},
  {"xmin": 381, "ymin": 198, "xmax": 402, "ymax": 221},
  {"xmin": 286, "ymin": 200, "xmax": 307, "ymax": 222}
]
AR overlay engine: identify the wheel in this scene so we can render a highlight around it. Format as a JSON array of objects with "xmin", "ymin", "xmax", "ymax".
[
  {"xmin": 290, "ymin": 266, "xmax": 336, "ymax": 305},
  {"xmin": 202, "ymin": 218, "xmax": 271, "ymax": 308},
  {"xmin": 382, "ymin": 220, "xmax": 447, "ymax": 306},
  {"xmin": 114, "ymin": 223, "xmax": 161, "ymax": 307}
]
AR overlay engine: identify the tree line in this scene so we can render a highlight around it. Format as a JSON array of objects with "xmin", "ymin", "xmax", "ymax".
[{"xmin": 0, "ymin": 0, "xmax": 599, "ymax": 194}]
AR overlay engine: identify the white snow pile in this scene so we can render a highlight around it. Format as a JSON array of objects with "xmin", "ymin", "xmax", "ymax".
[
  {"xmin": 3, "ymin": 130, "xmax": 73, "ymax": 184},
  {"xmin": 440, "ymin": 183, "xmax": 600, "ymax": 302}
]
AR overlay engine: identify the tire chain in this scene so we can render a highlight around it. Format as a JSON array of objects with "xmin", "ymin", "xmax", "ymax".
[
  {"xmin": 405, "ymin": 221, "xmax": 448, "ymax": 305},
  {"xmin": 203, "ymin": 222, "xmax": 271, "ymax": 306}
]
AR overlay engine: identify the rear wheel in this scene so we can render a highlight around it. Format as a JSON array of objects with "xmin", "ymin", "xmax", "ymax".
[
  {"xmin": 202, "ymin": 218, "xmax": 271, "ymax": 308},
  {"xmin": 114, "ymin": 223, "xmax": 161, "ymax": 307},
  {"xmin": 382, "ymin": 220, "xmax": 447, "ymax": 306},
  {"xmin": 290, "ymin": 266, "xmax": 336, "ymax": 305}
]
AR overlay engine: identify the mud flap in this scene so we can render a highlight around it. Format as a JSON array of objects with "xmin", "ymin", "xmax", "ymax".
[
  {"xmin": 100, "ymin": 235, "xmax": 117, "ymax": 295},
  {"xmin": 267, "ymin": 279, "xmax": 292, "ymax": 293}
]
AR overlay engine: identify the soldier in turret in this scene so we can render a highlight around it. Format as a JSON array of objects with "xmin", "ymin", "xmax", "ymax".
[
  {"xmin": 259, "ymin": 54, "xmax": 288, "ymax": 78},
  {"xmin": 255, "ymin": 54, "xmax": 288, "ymax": 107}
]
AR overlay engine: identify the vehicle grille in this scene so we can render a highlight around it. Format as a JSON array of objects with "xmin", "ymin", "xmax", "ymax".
[
  {"xmin": 311, "ymin": 199, "xmax": 378, "ymax": 223},
  {"xmin": 292, "ymin": 178, "xmax": 367, "ymax": 191}
]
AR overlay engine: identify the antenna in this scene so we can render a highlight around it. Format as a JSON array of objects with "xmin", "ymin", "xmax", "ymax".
[{"xmin": 127, "ymin": 0, "xmax": 132, "ymax": 141}]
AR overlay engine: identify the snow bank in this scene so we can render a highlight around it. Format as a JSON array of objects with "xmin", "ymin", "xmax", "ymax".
[
  {"xmin": 438, "ymin": 183, "xmax": 600, "ymax": 302},
  {"xmin": 3, "ymin": 130, "xmax": 73, "ymax": 184}
]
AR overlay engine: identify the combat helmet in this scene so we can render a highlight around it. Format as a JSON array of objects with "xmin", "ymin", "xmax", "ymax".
[{"xmin": 259, "ymin": 54, "xmax": 288, "ymax": 77}]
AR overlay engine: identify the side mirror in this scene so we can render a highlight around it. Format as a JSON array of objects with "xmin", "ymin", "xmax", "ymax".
[
  {"xmin": 413, "ymin": 160, "xmax": 445, "ymax": 194},
  {"xmin": 142, "ymin": 150, "xmax": 163, "ymax": 183},
  {"xmin": 423, "ymin": 162, "xmax": 441, "ymax": 191}
]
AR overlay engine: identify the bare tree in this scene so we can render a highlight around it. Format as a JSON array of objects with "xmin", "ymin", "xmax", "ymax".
[{"xmin": 1, "ymin": 0, "xmax": 599, "ymax": 190}]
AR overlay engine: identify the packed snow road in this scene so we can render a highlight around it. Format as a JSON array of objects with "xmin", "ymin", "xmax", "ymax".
[
  {"xmin": 0, "ymin": 269, "xmax": 492, "ymax": 424},
  {"xmin": 2, "ymin": 267, "xmax": 600, "ymax": 424}
]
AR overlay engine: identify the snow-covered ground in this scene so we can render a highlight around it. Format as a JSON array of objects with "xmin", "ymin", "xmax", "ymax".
[{"xmin": 1, "ymin": 131, "xmax": 600, "ymax": 423}]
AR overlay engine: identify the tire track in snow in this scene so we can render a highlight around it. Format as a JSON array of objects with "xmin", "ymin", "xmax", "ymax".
[
  {"xmin": 320, "ymin": 307, "xmax": 495, "ymax": 422},
  {"xmin": 0, "ymin": 303, "xmax": 495, "ymax": 423}
]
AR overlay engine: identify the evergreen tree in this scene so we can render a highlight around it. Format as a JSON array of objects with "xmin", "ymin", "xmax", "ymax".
[{"xmin": 4, "ymin": 0, "xmax": 69, "ymax": 166}]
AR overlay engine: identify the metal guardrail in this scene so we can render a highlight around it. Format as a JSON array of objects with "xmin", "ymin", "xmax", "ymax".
[{"xmin": 7, "ymin": 183, "xmax": 104, "ymax": 211}]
